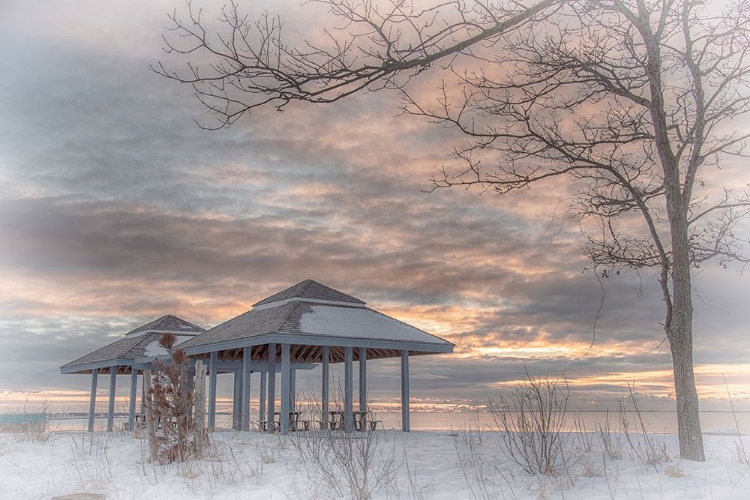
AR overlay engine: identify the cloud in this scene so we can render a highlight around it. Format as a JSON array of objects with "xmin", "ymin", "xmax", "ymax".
[{"xmin": 0, "ymin": 0, "xmax": 749, "ymax": 411}]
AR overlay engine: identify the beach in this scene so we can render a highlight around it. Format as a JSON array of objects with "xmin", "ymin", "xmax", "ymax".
[{"xmin": 2, "ymin": 424, "xmax": 748, "ymax": 499}]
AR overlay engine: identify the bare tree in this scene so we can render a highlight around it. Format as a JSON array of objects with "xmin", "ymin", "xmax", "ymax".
[{"xmin": 153, "ymin": 0, "xmax": 750, "ymax": 461}]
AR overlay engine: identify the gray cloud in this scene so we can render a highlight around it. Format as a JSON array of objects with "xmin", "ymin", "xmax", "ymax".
[{"xmin": 1, "ymin": 0, "xmax": 749, "ymax": 410}]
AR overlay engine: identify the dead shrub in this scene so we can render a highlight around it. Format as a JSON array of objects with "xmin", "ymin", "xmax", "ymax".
[
  {"xmin": 489, "ymin": 372, "xmax": 569, "ymax": 476},
  {"xmin": 145, "ymin": 333, "xmax": 207, "ymax": 463}
]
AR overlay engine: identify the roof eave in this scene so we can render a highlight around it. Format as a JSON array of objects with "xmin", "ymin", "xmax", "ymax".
[
  {"xmin": 60, "ymin": 358, "xmax": 142, "ymax": 374},
  {"xmin": 182, "ymin": 332, "xmax": 454, "ymax": 356}
]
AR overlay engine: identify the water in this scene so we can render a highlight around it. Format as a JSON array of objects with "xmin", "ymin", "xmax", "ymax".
[
  {"xmin": 48, "ymin": 410, "xmax": 749, "ymax": 435},
  {"xmin": 376, "ymin": 411, "xmax": 750, "ymax": 434}
]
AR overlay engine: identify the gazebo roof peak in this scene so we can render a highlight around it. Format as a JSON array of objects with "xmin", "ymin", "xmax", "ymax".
[
  {"xmin": 253, "ymin": 279, "xmax": 366, "ymax": 310},
  {"xmin": 124, "ymin": 314, "xmax": 206, "ymax": 337}
]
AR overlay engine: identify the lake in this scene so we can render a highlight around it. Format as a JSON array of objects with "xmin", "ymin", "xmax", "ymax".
[{"xmin": 50, "ymin": 410, "xmax": 749, "ymax": 434}]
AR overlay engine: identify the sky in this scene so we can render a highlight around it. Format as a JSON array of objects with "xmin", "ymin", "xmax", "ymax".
[{"xmin": 0, "ymin": 0, "xmax": 748, "ymax": 414}]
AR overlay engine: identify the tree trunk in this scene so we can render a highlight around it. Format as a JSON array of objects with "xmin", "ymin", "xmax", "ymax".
[
  {"xmin": 643, "ymin": 15, "xmax": 706, "ymax": 459},
  {"xmin": 668, "ymin": 326, "xmax": 704, "ymax": 461},
  {"xmin": 668, "ymin": 244, "xmax": 705, "ymax": 461},
  {"xmin": 666, "ymin": 187, "xmax": 705, "ymax": 461}
]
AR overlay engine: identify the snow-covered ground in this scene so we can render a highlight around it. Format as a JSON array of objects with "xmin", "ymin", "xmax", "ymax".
[{"xmin": 1, "ymin": 428, "xmax": 748, "ymax": 499}]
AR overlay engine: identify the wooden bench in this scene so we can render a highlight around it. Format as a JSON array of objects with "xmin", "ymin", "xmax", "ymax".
[
  {"xmin": 259, "ymin": 419, "xmax": 312, "ymax": 432},
  {"xmin": 356, "ymin": 418, "xmax": 382, "ymax": 431},
  {"xmin": 319, "ymin": 419, "xmax": 345, "ymax": 431},
  {"xmin": 259, "ymin": 420, "xmax": 281, "ymax": 432},
  {"xmin": 293, "ymin": 420, "xmax": 312, "ymax": 431},
  {"xmin": 314, "ymin": 416, "xmax": 380, "ymax": 431},
  {"xmin": 354, "ymin": 411, "xmax": 381, "ymax": 431}
]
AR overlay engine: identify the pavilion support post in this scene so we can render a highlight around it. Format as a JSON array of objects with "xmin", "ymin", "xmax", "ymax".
[
  {"xmin": 107, "ymin": 368, "xmax": 117, "ymax": 432},
  {"xmin": 128, "ymin": 369, "xmax": 138, "ymax": 431},
  {"xmin": 232, "ymin": 371, "xmax": 241, "ymax": 430},
  {"xmin": 290, "ymin": 368, "xmax": 296, "ymax": 414},
  {"xmin": 241, "ymin": 347, "xmax": 252, "ymax": 431},
  {"xmin": 87, "ymin": 370, "xmax": 99, "ymax": 432},
  {"xmin": 401, "ymin": 350, "xmax": 410, "ymax": 432},
  {"xmin": 280, "ymin": 343, "xmax": 291, "ymax": 435},
  {"xmin": 267, "ymin": 343, "xmax": 276, "ymax": 432},
  {"xmin": 344, "ymin": 347, "xmax": 354, "ymax": 433},
  {"xmin": 322, "ymin": 346, "xmax": 330, "ymax": 428},
  {"xmin": 259, "ymin": 372, "xmax": 267, "ymax": 425},
  {"xmin": 208, "ymin": 351, "xmax": 217, "ymax": 432},
  {"xmin": 359, "ymin": 347, "xmax": 367, "ymax": 414}
]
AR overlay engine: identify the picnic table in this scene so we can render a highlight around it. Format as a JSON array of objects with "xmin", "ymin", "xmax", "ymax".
[
  {"xmin": 325, "ymin": 410, "xmax": 380, "ymax": 431},
  {"xmin": 261, "ymin": 411, "xmax": 311, "ymax": 432}
]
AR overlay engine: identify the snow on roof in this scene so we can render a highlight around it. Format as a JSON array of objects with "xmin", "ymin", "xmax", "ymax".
[
  {"xmin": 142, "ymin": 334, "xmax": 196, "ymax": 358},
  {"xmin": 299, "ymin": 305, "xmax": 449, "ymax": 345},
  {"xmin": 181, "ymin": 299, "xmax": 452, "ymax": 350}
]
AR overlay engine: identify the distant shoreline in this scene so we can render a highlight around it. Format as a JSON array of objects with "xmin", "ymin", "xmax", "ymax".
[{"xmin": 45, "ymin": 408, "xmax": 750, "ymax": 435}]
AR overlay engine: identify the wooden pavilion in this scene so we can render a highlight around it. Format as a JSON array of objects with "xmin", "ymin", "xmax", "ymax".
[
  {"xmin": 60, "ymin": 314, "xmax": 205, "ymax": 432},
  {"xmin": 61, "ymin": 280, "xmax": 454, "ymax": 434},
  {"xmin": 179, "ymin": 279, "xmax": 455, "ymax": 434}
]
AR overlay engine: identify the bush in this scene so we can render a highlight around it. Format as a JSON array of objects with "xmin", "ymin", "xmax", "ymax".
[
  {"xmin": 145, "ymin": 333, "xmax": 206, "ymax": 463},
  {"xmin": 489, "ymin": 373, "xmax": 569, "ymax": 476},
  {"xmin": 290, "ymin": 394, "xmax": 399, "ymax": 500}
]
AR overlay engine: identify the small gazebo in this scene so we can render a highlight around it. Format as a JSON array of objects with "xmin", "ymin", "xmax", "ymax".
[
  {"xmin": 178, "ymin": 279, "xmax": 455, "ymax": 433},
  {"xmin": 60, "ymin": 314, "xmax": 206, "ymax": 432}
]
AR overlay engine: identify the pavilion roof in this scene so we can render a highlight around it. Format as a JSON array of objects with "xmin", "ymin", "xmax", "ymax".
[
  {"xmin": 179, "ymin": 280, "xmax": 453, "ymax": 361},
  {"xmin": 60, "ymin": 315, "xmax": 205, "ymax": 374},
  {"xmin": 253, "ymin": 279, "xmax": 365, "ymax": 307}
]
